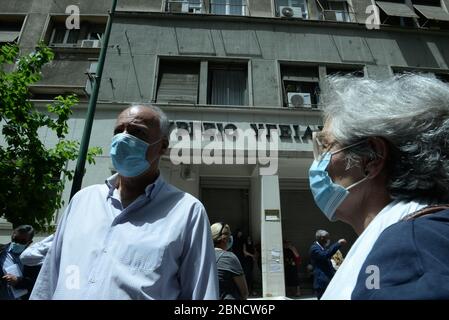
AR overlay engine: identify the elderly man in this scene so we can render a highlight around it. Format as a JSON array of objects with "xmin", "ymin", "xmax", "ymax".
[
  {"xmin": 309, "ymin": 74, "xmax": 449, "ymax": 299},
  {"xmin": 1, "ymin": 225, "xmax": 35, "ymax": 300},
  {"xmin": 30, "ymin": 104, "xmax": 218, "ymax": 300},
  {"xmin": 309, "ymin": 230, "xmax": 346, "ymax": 299}
]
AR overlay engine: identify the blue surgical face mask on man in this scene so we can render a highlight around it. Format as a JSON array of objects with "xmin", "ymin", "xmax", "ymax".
[
  {"xmin": 9, "ymin": 242, "xmax": 27, "ymax": 255},
  {"xmin": 110, "ymin": 132, "xmax": 161, "ymax": 177},
  {"xmin": 309, "ymin": 141, "xmax": 369, "ymax": 221}
]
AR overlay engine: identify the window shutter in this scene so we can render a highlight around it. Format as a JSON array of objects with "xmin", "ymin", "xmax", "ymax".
[{"xmin": 157, "ymin": 63, "xmax": 199, "ymax": 104}]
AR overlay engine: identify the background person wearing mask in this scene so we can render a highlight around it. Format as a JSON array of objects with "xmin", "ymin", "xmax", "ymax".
[
  {"xmin": 309, "ymin": 74, "xmax": 449, "ymax": 299},
  {"xmin": 309, "ymin": 230, "xmax": 346, "ymax": 299},
  {"xmin": 0, "ymin": 225, "xmax": 35, "ymax": 300},
  {"xmin": 211, "ymin": 222, "xmax": 249, "ymax": 300},
  {"xmin": 30, "ymin": 104, "xmax": 218, "ymax": 300}
]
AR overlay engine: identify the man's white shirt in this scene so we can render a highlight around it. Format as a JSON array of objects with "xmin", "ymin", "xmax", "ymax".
[{"xmin": 30, "ymin": 174, "xmax": 219, "ymax": 300}]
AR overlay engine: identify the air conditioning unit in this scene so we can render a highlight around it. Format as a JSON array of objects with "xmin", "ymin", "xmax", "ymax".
[
  {"xmin": 81, "ymin": 39, "xmax": 101, "ymax": 48},
  {"xmin": 85, "ymin": 62, "xmax": 98, "ymax": 95},
  {"xmin": 287, "ymin": 92, "xmax": 312, "ymax": 108},
  {"xmin": 87, "ymin": 62, "xmax": 98, "ymax": 75},
  {"xmin": 279, "ymin": 6, "xmax": 303, "ymax": 18}
]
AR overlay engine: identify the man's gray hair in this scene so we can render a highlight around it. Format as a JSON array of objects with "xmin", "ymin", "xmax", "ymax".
[
  {"xmin": 319, "ymin": 73, "xmax": 449, "ymax": 202},
  {"xmin": 315, "ymin": 230, "xmax": 329, "ymax": 240},
  {"xmin": 131, "ymin": 103, "xmax": 170, "ymax": 138}
]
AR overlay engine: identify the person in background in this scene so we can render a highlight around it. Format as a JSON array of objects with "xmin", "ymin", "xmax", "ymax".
[
  {"xmin": 309, "ymin": 230, "xmax": 346, "ymax": 299},
  {"xmin": 18, "ymin": 234, "xmax": 54, "ymax": 298},
  {"xmin": 0, "ymin": 225, "xmax": 35, "ymax": 300},
  {"xmin": 20, "ymin": 234, "xmax": 54, "ymax": 267},
  {"xmin": 283, "ymin": 240, "xmax": 301, "ymax": 297},
  {"xmin": 211, "ymin": 222, "xmax": 248, "ymax": 300},
  {"xmin": 309, "ymin": 74, "xmax": 449, "ymax": 299},
  {"xmin": 243, "ymin": 235, "xmax": 257, "ymax": 296},
  {"xmin": 232, "ymin": 229, "xmax": 245, "ymax": 266}
]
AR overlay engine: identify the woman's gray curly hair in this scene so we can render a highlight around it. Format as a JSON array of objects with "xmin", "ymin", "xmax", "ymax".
[{"xmin": 319, "ymin": 73, "xmax": 449, "ymax": 203}]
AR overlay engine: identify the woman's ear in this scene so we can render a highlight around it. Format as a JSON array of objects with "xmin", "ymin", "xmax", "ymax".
[{"xmin": 364, "ymin": 137, "xmax": 388, "ymax": 179}]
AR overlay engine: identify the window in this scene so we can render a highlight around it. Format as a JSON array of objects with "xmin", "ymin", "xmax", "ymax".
[
  {"xmin": 392, "ymin": 68, "xmax": 449, "ymax": 83},
  {"xmin": 412, "ymin": 1, "xmax": 449, "ymax": 29},
  {"xmin": 0, "ymin": 15, "xmax": 25, "ymax": 45},
  {"xmin": 281, "ymin": 65, "xmax": 319, "ymax": 108},
  {"xmin": 210, "ymin": 0, "xmax": 247, "ymax": 16},
  {"xmin": 156, "ymin": 60, "xmax": 200, "ymax": 104},
  {"xmin": 47, "ymin": 16, "xmax": 106, "ymax": 48},
  {"xmin": 376, "ymin": 1, "xmax": 417, "ymax": 27},
  {"xmin": 156, "ymin": 59, "xmax": 249, "ymax": 106},
  {"xmin": 326, "ymin": 65, "xmax": 364, "ymax": 77},
  {"xmin": 208, "ymin": 63, "xmax": 248, "ymax": 105},
  {"xmin": 166, "ymin": 0, "xmax": 203, "ymax": 13},
  {"xmin": 436, "ymin": 73, "xmax": 449, "ymax": 83},
  {"xmin": 50, "ymin": 26, "xmax": 80, "ymax": 46},
  {"xmin": 276, "ymin": 0, "xmax": 309, "ymax": 19},
  {"xmin": 412, "ymin": 0, "xmax": 440, "ymax": 6},
  {"xmin": 317, "ymin": 0, "xmax": 353, "ymax": 22}
]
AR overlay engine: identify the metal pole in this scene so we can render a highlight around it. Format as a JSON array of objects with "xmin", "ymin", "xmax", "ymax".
[{"xmin": 70, "ymin": 0, "xmax": 118, "ymax": 200}]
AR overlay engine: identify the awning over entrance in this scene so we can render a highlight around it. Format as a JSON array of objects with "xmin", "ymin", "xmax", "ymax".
[
  {"xmin": 376, "ymin": 1, "xmax": 418, "ymax": 18},
  {"xmin": 413, "ymin": 5, "xmax": 449, "ymax": 22}
]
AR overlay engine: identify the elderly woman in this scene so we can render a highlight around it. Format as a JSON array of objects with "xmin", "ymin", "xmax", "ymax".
[{"xmin": 309, "ymin": 74, "xmax": 449, "ymax": 299}]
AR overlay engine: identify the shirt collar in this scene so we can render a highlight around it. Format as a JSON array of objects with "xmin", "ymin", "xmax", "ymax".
[
  {"xmin": 105, "ymin": 173, "xmax": 165, "ymax": 201},
  {"xmin": 316, "ymin": 241, "xmax": 324, "ymax": 250}
]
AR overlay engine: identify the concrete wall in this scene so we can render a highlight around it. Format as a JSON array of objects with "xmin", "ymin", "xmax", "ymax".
[
  {"xmin": 3, "ymin": 1, "xmax": 449, "ymax": 105},
  {"xmin": 98, "ymin": 14, "xmax": 449, "ymax": 104},
  {"xmin": 117, "ymin": 0, "xmax": 164, "ymax": 12}
]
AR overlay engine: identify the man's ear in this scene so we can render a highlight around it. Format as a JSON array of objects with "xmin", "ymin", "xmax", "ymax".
[
  {"xmin": 364, "ymin": 137, "xmax": 388, "ymax": 179},
  {"xmin": 159, "ymin": 137, "xmax": 169, "ymax": 156}
]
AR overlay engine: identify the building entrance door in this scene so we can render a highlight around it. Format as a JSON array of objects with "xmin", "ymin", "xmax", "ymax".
[{"xmin": 201, "ymin": 187, "xmax": 250, "ymax": 236}]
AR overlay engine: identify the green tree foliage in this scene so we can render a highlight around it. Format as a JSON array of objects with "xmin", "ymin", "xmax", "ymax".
[{"xmin": 0, "ymin": 43, "xmax": 102, "ymax": 231}]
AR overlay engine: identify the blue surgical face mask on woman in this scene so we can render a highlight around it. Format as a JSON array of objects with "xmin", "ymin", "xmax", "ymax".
[
  {"xmin": 110, "ymin": 132, "xmax": 161, "ymax": 177},
  {"xmin": 9, "ymin": 242, "xmax": 27, "ymax": 255},
  {"xmin": 309, "ymin": 140, "xmax": 369, "ymax": 221}
]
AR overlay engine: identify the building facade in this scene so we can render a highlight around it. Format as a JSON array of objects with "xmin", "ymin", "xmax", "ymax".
[{"xmin": 1, "ymin": 0, "xmax": 449, "ymax": 297}]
